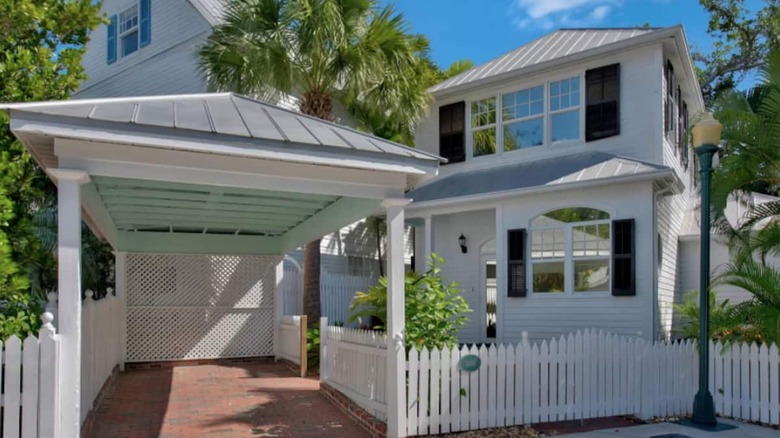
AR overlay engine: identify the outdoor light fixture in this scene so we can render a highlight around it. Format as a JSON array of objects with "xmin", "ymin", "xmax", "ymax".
[
  {"xmin": 689, "ymin": 112, "xmax": 723, "ymax": 428},
  {"xmin": 458, "ymin": 233, "xmax": 467, "ymax": 254}
]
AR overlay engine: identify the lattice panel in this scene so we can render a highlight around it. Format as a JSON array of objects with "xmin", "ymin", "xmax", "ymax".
[{"xmin": 126, "ymin": 253, "xmax": 281, "ymax": 361}]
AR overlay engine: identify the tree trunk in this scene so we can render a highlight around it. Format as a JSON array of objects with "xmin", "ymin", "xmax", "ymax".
[
  {"xmin": 299, "ymin": 91, "xmax": 333, "ymax": 328},
  {"xmin": 302, "ymin": 239, "xmax": 321, "ymax": 328}
]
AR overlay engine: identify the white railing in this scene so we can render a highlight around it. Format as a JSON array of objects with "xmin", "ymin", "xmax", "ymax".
[
  {"xmin": 283, "ymin": 270, "xmax": 377, "ymax": 327},
  {"xmin": 1, "ymin": 313, "xmax": 60, "ymax": 438},
  {"xmin": 277, "ymin": 315, "xmax": 307, "ymax": 377},
  {"xmin": 320, "ymin": 318, "xmax": 388, "ymax": 420},
  {"xmin": 81, "ymin": 291, "xmax": 123, "ymax": 424}
]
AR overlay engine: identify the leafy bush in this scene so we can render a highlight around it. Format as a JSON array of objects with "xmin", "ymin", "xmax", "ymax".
[
  {"xmin": 306, "ymin": 326, "xmax": 320, "ymax": 370},
  {"xmin": 674, "ymin": 290, "xmax": 762, "ymax": 343},
  {"xmin": 0, "ymin": 294, "xmax": 43, "ymax": 340},
  {"xmin": 349, "ymin": 254, "xmax": 471, "ymax": 350}
]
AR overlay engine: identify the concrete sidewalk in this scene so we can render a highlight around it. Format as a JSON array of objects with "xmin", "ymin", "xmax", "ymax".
[{"xmin": 560, "ymin": 419, "xmax": 779, "ymax": 437}]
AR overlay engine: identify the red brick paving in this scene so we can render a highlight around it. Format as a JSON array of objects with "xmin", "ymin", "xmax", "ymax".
[{"xmin": 90, "ymin": 360, "xmax": 370, "ymax": 438}]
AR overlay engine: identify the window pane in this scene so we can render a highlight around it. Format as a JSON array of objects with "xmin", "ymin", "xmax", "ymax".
[
  {"xmin": 573, "ymin": 224, "xmax": 610, "ymax": 257},
  {"xmin": 502, "ymin": 86, "xmax": 543, "ymax": 123},
  {"xmin": 550, "ymin": 76, "xmax": 580, "ymax": 111},
  {"xmin": 533, "ymin": 262, "xmax": 565, "ymax": 293},
  {"xmin": 531, "ymin": 228, "xmax": 565, "ymax": 259},
  {"xmin": 471, "ymin": 97, "xmax": 496, "ymax": 128},
  {"xmin": 122, "ymin": 31, "xmax": 139, "ymax": 56},
  {"xmin": 533, "ymin": 208, "xmax": 610, "ymax": 225},
  {"xmin": 574, "ymin": 259, "xmax": 610, "ymax": 292},
  {"xmin": 504, "ymin": 117, "xmax": 543, "ymax": 151},
  {"xmin": 473, "ymin": 127, "xmax": 496, "ymax": 156},
  {"xmin": 551, "ymin": 110, "xmax": 579, "ymax": 142}
]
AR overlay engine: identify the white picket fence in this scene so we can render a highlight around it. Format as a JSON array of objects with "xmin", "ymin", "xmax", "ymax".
[
  {"xmin": 81, "ymin": 291, "xmax": 123, "ymax": 424},
  {"xmin": 712, "ymin": 342, "xmax": 780, "ymax": 425},
  {"xmin": 283, "ymin": 270, "xmax": 377, "ymax": 327},
  {"xmin": 320, "ymin": 318, "xmax": 388, "ymax": 420},
  {"xmin": 404, "ymin": 330, "xmax": 780, "ymax": 436},
  {"xmin": 0, "ymin": 313, "xmax": 60, "ymax": 438},
  {"xmin": 277, "ymin": 315, "xmax": 307, "ymax": 376}
]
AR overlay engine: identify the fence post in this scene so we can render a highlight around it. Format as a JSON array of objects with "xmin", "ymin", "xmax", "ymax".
[
  {"xmin": 46, "ymin": 292, "xmax": 58, "ymax": 329},
  {"xmin": 638, "ymin": 340, "xmax": 655, "ymax": 420},
  {"xmin": 83, "ymin": 290, "xmax": 95, "ymax": 421},
  {"xmin": 38, "ymin": 312, "xmax": 60, "ymax": 438},
  {"xmin": 115, "ymin": 251, "xmax": 128, "ymax": 371},
  {"xmin": 320, "ymin": 317, "xmax": 328, "ymax": 381},
  {"xmin": 274, "ymin": 260, "xmax": 285, "ymax": 360},
  {"xmin": 300, "ymin": 315, "xmax": 308, "ymax": 378}
]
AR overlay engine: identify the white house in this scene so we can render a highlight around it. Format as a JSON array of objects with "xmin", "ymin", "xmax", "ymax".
[
  {"xmin": 75, "ymin": 0, "xmax": 404, "ymax": 277},
  {"xmin": 408, "ymin": 26, "xmax": 705, "ymax": 343}
]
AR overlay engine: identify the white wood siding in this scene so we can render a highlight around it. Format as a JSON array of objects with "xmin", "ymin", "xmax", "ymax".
[{"xmin": 77, "ymin": 0, "xmax": 211, "ymax": 98}]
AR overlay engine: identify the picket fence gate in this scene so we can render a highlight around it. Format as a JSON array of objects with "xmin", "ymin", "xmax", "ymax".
[
  {"xmin": 0, "ymin": 313, "xmax": 60, "ymax": 438},
  {"xmin": 320, "ymin": 318, "xmax": 388, "ymax": 421},
  {"xmin": 81, "ymin": 291, "xmax": 123, "ymax": 424}
]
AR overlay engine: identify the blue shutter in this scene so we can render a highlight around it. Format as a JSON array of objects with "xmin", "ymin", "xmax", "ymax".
[
  {"xmin": 140, "ymin": 0, "xmax": 151, "ymax": 47},
  {"xmin": 107, "ymin": 15, "xmax": 117, "ymax": 64}
]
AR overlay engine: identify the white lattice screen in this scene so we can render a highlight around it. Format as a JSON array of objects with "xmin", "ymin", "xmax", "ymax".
[{"xmin": 126, "ymin": 253, "xmax": 282, "ymax": 361}]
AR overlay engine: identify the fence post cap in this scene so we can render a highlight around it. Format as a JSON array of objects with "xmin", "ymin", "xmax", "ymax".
[
  {"xmin": 85, "ymin": 289, "xmax": 94, "ymax": 299},
  {"xmin": 40, "ymin": 312, "xmax": 55, "ymax": 333},
  {"xmin": 46, "ymin": 291, "xmax": 57, "ymax": 302}
]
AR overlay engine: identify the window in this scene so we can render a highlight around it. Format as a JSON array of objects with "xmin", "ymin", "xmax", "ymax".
[
  {"xmin": 119, "ymin": 4, "xmax": 140, "ymax": 57},
  {"xmin": 530, "ymin": 208, "xmax": 611, "ymax": 294},
  {"xmin": 502, "ymin": 85, "xmax": 544, "ymax": 151},
  {"xmin": 664, "ymin": 61, "xmax": 676, "ymax": 138},
  {"xmin": 471, "ymin": 97, "xmax": 497, "ymax": 156},
  {"xmin": 550, "ymin": 77, "xmax": 580, "ymax": 143},
  {"xmin": 585, "ymin": 64, "xmax": 620, "ymax": 141},
  {"xmin": 439, "ymin": 102, "xmax": 466, "ymax": 164},
  {"xmin": 681, "ymin": 102, "xmax": 690, "ymax": 169}
]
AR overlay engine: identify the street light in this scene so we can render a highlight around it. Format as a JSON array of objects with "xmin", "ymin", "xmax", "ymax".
[{"xmin": 690, "ymin": 112, "xmax": 722, "ymax": 426}]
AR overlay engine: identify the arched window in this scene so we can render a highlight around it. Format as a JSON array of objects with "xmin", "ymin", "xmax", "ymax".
[{"xmin": 530, "ymin": 207, "xmax": 611, "ymax": 294}]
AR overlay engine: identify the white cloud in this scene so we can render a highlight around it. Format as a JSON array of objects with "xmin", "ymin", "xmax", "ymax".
[{"xmin": 512, "ymin": 0, "xmax": 620, "ymax": 30}]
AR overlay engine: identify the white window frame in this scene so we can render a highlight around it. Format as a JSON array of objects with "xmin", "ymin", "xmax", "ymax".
[
  {"xmin": 548, "ymin": 75, "xmax": 583, "ymax": 145},
  {"xmin": 502, "ymin": 84, "xmax": 545, "ymax": 152},
  {"xmin": 528, "ymin": 209, "xmax": 612, "ymax": 297},
  {"xmin": 119, "ymin": 3, "xmax": 140, "ymax": 58},
  {"xmin": 466, "ymin": 72, "xmax": 585, "ymax": 161}
]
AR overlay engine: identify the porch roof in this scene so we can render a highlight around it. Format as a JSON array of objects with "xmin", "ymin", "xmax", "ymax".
[
  {"xmin": 406, "ymin": 151, "xmax": 682, "ymax": 208},
  {"xmin": 3, "ymin": 93, "xmax": 440, "ymax": 254}
]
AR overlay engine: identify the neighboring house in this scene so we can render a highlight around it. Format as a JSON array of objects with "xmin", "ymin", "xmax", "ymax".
[
  {"xmin": 407, "ymin": 26, "xmax": 705, "ymax": 343},
  {"xmin": 75, "ymin": 0, "xmax": 408, "ymax": 276}
]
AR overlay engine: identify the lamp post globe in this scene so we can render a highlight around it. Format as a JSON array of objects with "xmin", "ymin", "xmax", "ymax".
[{"xmin": 690, "ymin": 112, "xmax": 722, "ymax": 426}]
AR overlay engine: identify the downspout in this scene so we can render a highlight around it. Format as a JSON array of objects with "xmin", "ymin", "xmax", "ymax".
[{"xmin": 653, "ymin": 182, "xmax": 675, "ymax": 341}]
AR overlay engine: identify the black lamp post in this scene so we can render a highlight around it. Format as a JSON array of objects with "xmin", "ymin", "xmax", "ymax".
[{"xmin": 690, "ymin": 112, "xmax": 722, "ymax": 426}]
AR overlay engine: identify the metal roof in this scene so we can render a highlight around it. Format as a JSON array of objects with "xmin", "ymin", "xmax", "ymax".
[
  {"xmin": 407, "ymin": 151, "xmax": 672, "ymax": 204},
  {"xmin": 430, "ymin": 27, "xmax": 669, "ymax": 94},
  {"xmin": 1, "ymin": 92, "xmax": 441, "ymax": 164}
]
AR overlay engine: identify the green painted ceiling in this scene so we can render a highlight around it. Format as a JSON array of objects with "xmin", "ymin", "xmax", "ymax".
[{"xmin": 93, "ymin": 176, "xmax": 339, "ymax": 237}]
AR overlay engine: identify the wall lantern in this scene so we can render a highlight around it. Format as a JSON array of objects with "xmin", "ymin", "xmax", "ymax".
[{"xmin": 458, "ymin": 233, "xmax": 467, "ymax": 254}]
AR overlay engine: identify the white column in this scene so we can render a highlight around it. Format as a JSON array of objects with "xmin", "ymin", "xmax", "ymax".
[
  {"xmin": 423, "ymin": 215, "xmax": 433, "ymax": 269},
  {"xmin": 273, "ymin": 260, "xmax": 285, "ymax": 360},
  {"xmin": 51, "ymin": 169, "xmax": 89, "ymax": 438},
  {"xmin": 114, "ymin": 251, "xmax": 128, "ymax": 371},
  {"xmin": 384, "ymin": 198, "xmax": 410, "ymax": 438}
]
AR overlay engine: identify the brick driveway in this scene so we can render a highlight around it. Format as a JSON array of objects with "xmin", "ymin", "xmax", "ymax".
[{"xmin": 89, "ymin": 360, "xmax": 370, "ymax": 438}]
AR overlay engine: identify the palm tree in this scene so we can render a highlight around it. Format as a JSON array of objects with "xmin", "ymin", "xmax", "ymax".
[
  {"xmin": 199, "ymin": 0, "xmax": 432, "ymax": 327},
  {"xmin": 702, "ymin": 49, "xmax": 780, "ymax": 343}
]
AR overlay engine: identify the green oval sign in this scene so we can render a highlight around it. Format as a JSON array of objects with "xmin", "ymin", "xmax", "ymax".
[{"xmin": 460, "ymin": 354, "xmax": 481, "ymax": 372}]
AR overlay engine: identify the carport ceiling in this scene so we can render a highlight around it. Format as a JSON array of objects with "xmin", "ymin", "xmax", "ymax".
[{"xmin": 94, "ymin": 176, "xmax": 338, "ymax": 237}]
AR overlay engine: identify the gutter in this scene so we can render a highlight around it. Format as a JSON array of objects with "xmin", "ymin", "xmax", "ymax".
[{"xmin": 407, "ymin": 168, "xmax": 683, "ymax": 213}]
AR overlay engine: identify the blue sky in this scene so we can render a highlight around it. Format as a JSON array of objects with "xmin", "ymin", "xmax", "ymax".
[{"xmin": 383, "ymin": 0, "xmax": 760, "ymax": 75}]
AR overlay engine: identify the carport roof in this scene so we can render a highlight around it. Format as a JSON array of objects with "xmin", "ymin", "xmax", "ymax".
[{"xmin": 2, "ymin": 93, "xmax": 439, "ymax": 254}]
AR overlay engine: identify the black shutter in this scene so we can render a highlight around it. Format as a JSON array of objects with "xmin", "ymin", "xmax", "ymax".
[
  {"xmin": 439, "ymin": 102, "xmax": 465, "ymax": 164},
  {"xmin": 585, "ymin": 64, "xmax": 620, "ymax": 142},
  {"xmin": 507, "ymin": 229, "xmax": 527, "ymax": 297},
  {"xmin": 612, "ymin": 219, "xmax": 635, "ymax": 296}
]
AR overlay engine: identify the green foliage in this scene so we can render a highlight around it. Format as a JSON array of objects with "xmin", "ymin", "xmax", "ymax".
[
  {"xmin": 349, "ymin": 254, "xmax": 471, "ymax": 351},
  {"xmin": 695, "ymin": 0, "xmax": 780, "ymax": 103},
  {"xmin": 674, "ymin": 291, "xmax": 761, "ymax": 343},
  {"xmin": 0, "ymin": 0, "xmax": 102, "ymax": 335},
  {"xmin": 0, "ymin": 294, "xmax": 43, "ymax": 340},
  {"xmin": 306, "ymin": 326, "xmax": 320, "ymax": 370}
]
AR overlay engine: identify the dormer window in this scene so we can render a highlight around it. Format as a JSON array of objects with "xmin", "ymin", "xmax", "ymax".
[
  {"xmin": 502, "ymin": 85, "xmax": 544, "ymax": 151},
  {"xmin": 471, "ymin": 97, "xmax": 497, "ymax": 156},
  {"xmin": 550, "ymin": 77, "xmax": 581, "ymax": 143}
]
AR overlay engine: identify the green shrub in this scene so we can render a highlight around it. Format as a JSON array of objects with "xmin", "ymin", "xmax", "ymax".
[
  {"xmin": 306, "ymin": 326, "xmax": 320, "ymax": 370},
  {"xmin": 0, "ymin": 294, "xmax": 43, "ymax": 340},
  {"xmin": 349, "ymin": 254, "xmax": 470, "ymax": 350},
  {"xmin": 674, "ymin": 290, "xmax": 762, "ymax": 343}
]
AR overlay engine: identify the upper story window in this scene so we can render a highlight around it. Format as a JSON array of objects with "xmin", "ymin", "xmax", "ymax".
[
  {"xmin": 550, "ymin": 77, "xmax": 581, "ymax": 143},
  {"xmin": 530, "ymin": 207, "xmax": 611, "ymax": 294},
  {"xmin": 664, "ymin": 60, "xmax": 691, "ymax": 171},
  {"xmin": 119, "ymin": 5, "xmax": 140, "ymax": 57},
  {"xmin": 471, "ymin": 97, "xmax": 497, "ymax": 157},
  {"xmin": 502, "ymin": 85, "xmax": 544, "ymax": 151},
  {"xmin": 107, "ymin": 0, "xmax": 151, "ymax": 65}
]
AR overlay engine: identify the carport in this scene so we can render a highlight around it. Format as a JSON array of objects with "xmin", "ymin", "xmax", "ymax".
[{"xmin": 3, "ymin": 92, "xmax": 438, "ymax": 437}]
